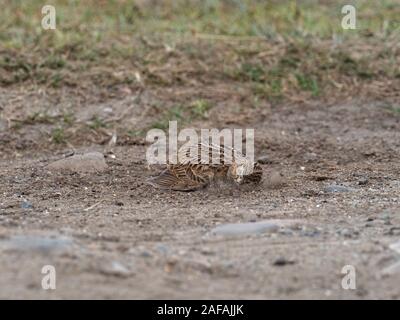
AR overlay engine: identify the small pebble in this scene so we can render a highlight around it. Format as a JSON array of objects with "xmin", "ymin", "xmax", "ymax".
[
  {"xmin": 273, "ymin": 257, "xmax": 295, "ymax": 266},
  {"xmin": 21, "ymin": 200, "xmax": 33, "ymax": 209},
  {"xmin": 358, "ymin": 177, "xmax": 369, "ymax": 185}
]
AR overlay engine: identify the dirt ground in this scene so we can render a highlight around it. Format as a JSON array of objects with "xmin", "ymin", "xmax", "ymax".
[{"xmin": 0, "ymin": 84, "xmax": 399, "ymax": 299}]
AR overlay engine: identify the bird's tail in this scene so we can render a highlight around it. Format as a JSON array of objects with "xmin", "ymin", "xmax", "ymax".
[
  {"xmin": 146, "ymin": 169, "xmax": 179, "ymax": 190},
  {"xmin": 146, "ymin": 169, "xmax": 206, "ymax": 192}
]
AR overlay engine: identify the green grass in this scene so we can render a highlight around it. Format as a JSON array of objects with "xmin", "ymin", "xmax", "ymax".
[
  {"xmin": 51, "ymin": 127, "xmax": 65, "ymax": 144},
  {"xmin": 1, "ymin": 0, "xmax": 399, "ymax": 44},
  {"xmin": 151, "ymin": 105, "xmax": 185, "ymax": 130},
  {"xmin": 387, "ymin": 105, "xmax": 400, "ymax": 115},
  {"xmin": 151, "ymin": 100, "xmax": 214, "ymax": 130},
  {"xmin": 295, "ymin": 73, "xmax": 320, "ymax": 96},
  {"xmin": 62, "ymin": 112, "xmax": 75, "ymax": 125},
  {"xmin": 189, "ymin": 100, "xmax": 213, "ymax": 119},
  {"xmin": 252, "ymin": 80, "xmax": 283, "ymax": 101},
  {"xmin": 1, "ymin": 0, "xmax": 399, "ymax": 147},
  {"xmin": 26, "ymin": 112, "xmax": 55, "ymax": 125},
  {"xmin": 240, "ymin": 63, "xmax": 265, "ymax": 82},
  {"xmin": 88, "ymin": 116, "xmax": 107, "ymax": 130},
  {"xmin": 0, "ymin": 1, "xmax": 398, "ymax": 63}
]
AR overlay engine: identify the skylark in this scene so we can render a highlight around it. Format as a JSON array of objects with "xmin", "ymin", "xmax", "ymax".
[{"xmin": 147, "ymin": 142, "xmax": 263, "ymax": 191}]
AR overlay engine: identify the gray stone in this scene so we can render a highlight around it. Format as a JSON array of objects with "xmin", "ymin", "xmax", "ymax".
[
  {"xmin": 210, "ymin": 220, "xmax": 281, "ymax": 236},
  {"xmin": 155, "ymin": 244, "xmax": 169, "ymax": 255},
  {"xmin": 304, "ymin": 152, "xmax": 317, "ymax": 163},
  {"xmin": 381, "ymin": 261, "xmax": 400, "ymax": 276},
  {"xmin": 338, "ymin": 228, "xmax": 359, "ymax": 238},
  {"xmin": 47, "ymin": 152, "xmax": 108, "ymax": 173},
  {"xmin": 379, "ymin": 211, "xmax": 392, "ymax": 222},
  {"xmin": 389, "ymin": 240, "xmax": 400, "ymax": 254},
  {"xmin": 0, "ymin": 119, "xmax": 7, "ymax": 132},
  {"xmin": 100, "ymin": 261, "xmax": 131, "ymax": 277},
  {"xmin": 139, "ymin": 250, "xmax": 152, "ymax": 258},
  {"xmin": 300, "ymin": 229, "xmax": 320, "ymax": 237},
  {"xmin": 21, "ymin": 200, "xmax": 33, "ymax": 209},
  {"xmin": 0, "ymin": 235, "xmax": 73, "ymax": 253},
  {"xmin": 323, "ymin": 184, "xmax": 354, "ymax": 193},
  {"xmin": 381, "ymin": 241, "xmax": 400, "ymax": 275}
]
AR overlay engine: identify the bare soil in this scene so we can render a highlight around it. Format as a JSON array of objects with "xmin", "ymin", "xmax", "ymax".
[{"xmin": 0, "ymin": 86, "xmax": 399, "ymax": 299}]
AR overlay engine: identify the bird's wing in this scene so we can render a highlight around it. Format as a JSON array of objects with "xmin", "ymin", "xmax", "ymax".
[
  {"xmin": 146, "ymin": 165, "xmax": 209, "ymax": 191},
  {"xmin": 177, "ymin": 142, "xmax": 244, "ymax": 166}
]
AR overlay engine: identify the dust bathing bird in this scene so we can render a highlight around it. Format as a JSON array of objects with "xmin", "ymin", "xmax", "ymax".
[{"xmin": 147, "ymin": 142, "xmax": 263, "ymax": 191}]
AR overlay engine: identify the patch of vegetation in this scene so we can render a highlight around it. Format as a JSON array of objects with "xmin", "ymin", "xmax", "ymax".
[
  {"xmin": 127, "ymin": 129, "xmax": 146, "ymax": 137},
  {"xmin": 168, "ymin": 105, "xmax": 185, "ymax": 121},
  {"xmin": 295, "ymin": 73, "xmax": 320, "ymax": 96},
  {"xmin": 334, "ymin": 52, "xmax": 376, "ymax": 79},
  {"xmin": 40, "ymin": 56, "xmax": 66, "ymax": 70},
  {"xmin": 252, "ymin": 79, "xmax": 283, "ymax": 101},
  {"xmin": 48, "ymin": 72, "xmax": 64, "ymax": 88},
  {"xmin": 62, "ymin": 112, "xmax": 75, "ymax": 125},
  {"xmin": 239, "ymin": 63, "xmax": 265, "ymax": 82},
  {"xmin": 189, "ymin": 100, "xmax": 212, "ymax": 119},
  {"xmin": 88, "ymin": 116, "xmax": 107, "ymax": 130},
  {"xmin": 51, "ymin": 127, "xmax": 65, "ymax": 144},
  {"xmin": 151, "ymin": 100, "xmax": 214, "ymax": 130},
  {"xmin": 0, "ymin": 0, "xmax": 398, "ymax": 109},
  {"xmin": 25, "ymin": 112, "xmax": 55, "ymax": 125},
  {"xmin": 151, "ymin": 105, "xmax": 185, "ymax": 130},
  {"xmin": 386, "ymin": 105, "xmax": 400, "ymax": 115}
]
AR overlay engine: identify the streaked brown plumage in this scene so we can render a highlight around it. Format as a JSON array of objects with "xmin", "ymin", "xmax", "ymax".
[{"xmin": 147, "ymin": 142, "xmax": 263, "ymax": 191}]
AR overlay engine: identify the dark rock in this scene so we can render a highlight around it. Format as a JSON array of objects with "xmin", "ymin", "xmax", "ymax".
[
  {"xmin": 358, "ymin": 177, "xmax": 369, "ymax": 185},
  {"xmin": 273, "ymin": 257, "xmax": 295, "ymax": 266},
  {"xmin": 338, "ymin": 228, "xmax": 359, "ymax": 238},
  {"xmin": 139, "ymin": 250, "xmax": 152, "ymax": 258},
  {"xmin": 388, "ymin": 227, "xmax": 400, "ymax": 236},
  {"xmin": 301, "ymin": 230, "xmax": 320, "ymax": 237},
  {"xmin": 257, "ymin": 156, "xmax": 273, "ymax": 164}
]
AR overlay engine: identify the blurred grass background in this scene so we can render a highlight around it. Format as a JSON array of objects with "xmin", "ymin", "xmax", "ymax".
[
  {"xmin": 1, "ymin": 0, "xmax": 399, "ymax": 87},
  {"xmin": 0, "ymin": 0, "xmax": 399, "ymax": 143},
  {"xmin": 2, "ymin": 0, "xmax": 400, "ymax": 45}
]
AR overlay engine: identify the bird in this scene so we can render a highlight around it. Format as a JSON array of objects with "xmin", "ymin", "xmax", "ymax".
[{"xmin": 146, "ymin": 142, "xmax": 263, "ymax": 191}]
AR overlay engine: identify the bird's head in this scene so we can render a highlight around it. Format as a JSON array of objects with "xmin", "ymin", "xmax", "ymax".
[{"xmin": 229, "ymin": 160, "xmax": 255, "ymax": 184}]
